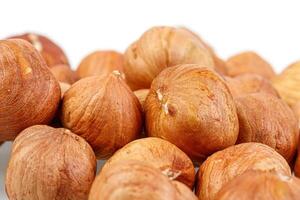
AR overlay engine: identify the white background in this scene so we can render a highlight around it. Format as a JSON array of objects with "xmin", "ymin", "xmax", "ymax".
[{"xmin": 1, "ymin": 0, "xmax": 300, "ymax": 199}]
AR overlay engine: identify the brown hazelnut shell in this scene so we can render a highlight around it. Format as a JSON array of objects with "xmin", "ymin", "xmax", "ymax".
[
  {"xmin": 9, "ymin": 33, "xmax": 69, "ymax": 67},
  {"xmin": 226, "ymin": 51, "xmax": 275, "ymax": 79},
  {"xmin": 61, "ymin": 71, "xmax": 142, "ymax": 158},
  {"xmin": 50, "ymin": 64, "xmax": 77, "ymax": 84},
  {"xmin": 124, "ymin": 26, "xmax": 214, "ymax": 90},
  {"xmin": 103, "ymin": 137, "xmax": 195, "ymax": 188},
  {"xmin": 0, "ymin": 39, "xmax": 61, "ymax": 141},
  {"xmin": 145, "ymin": 64, "xmax": 239, "ymax": 161},
  {"xmin": 235, "ymin": 93, "xmax": 299, "ymax": 162},
  {"xmin": 172, "ymin": 181, "xmax": 198, "ymax": 200},
  {"xmin": 272, "ymin": 61, "xmax": 300, "ymax": 106},
  {"xmin": 5, "ymin": 125, "xmax": 96, "ymax": 200},
  {"xmin": 89, "ymin": 160, "xmax": 179, "ymax": 200},
  {"xmin": 76, "ymin": 50, "xmax": 124, "ymax": 79},
  {"xmin": 196, "ymin": 143, "xmax": 291, "ymax": 200},
  {"xmin": 215, "ymin": 170, "xmax": 300, "ymax": 200},
  {"xmin": 225, "ymin": 73, "xmax": 279, "ymax": 97}
]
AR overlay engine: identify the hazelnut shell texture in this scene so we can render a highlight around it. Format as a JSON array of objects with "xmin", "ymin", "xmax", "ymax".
[
  {"xmin": 5, "ymin": 125, "xmax": 97, "ymax": 200},
  {"xmin": 9, "ymin": 33, "xmax": 69, "ymax": 67},
  {"xmin": 50, "ymin": 64, "xmax": 77, "ymax": 84},
  {"xmin": 225, "ymin": 74, "xmax": 279, "ymax": 97},
  {"xmin": 226, "ymin": 51, "xmax": 275, "ymax": 79},
  {"xmin": 215, "ymin": 170, "xmax": 300, "ymax": 200},
  {"xmin": 61, "ymin": 71, "xmax": 142, "ymax": 158},
  {"xmin": 235, "ymin": 93, "xmax": 299, "ymax": 162},
  {"xmin": 124, "ymin": 26, "xmax": 214, "ymax": 90},
  {"xmin": 89, "ymin": 160, "xmax": 179, "ymax": 200},
  {"xmin": 103, "ymin": 137, "xmax": 195, "ymax": 188},
  {"xmin": 76, "ymin": 50, "xmax": 124, "ymax": 79},
  {"xmin": 145, "ymin": 64, "xmax": 239, "ymax": 161},
  {"xmin": 172, "ymin": 181, "xmax": 198, "ymax": 200},
  {"xmin": 272, "ymin": 61, "xmax": 300, "ymax": 106},
  {"xmin": 196, "ymin": 143, "xmax": 291, "ymax": 200},
  {"xmin": 0, "ymin": 39, "xmax": 61, "ymax": 141}
]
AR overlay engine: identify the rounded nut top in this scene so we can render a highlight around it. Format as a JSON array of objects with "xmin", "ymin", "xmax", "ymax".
[
  {"xmin": 226, "ymin": 51, "xmax": 275, "ymax": 79},
  {"xmin": 9, "ymin": 33, "xmax": 69, "ymax": 67},
  {"xmin": 196, "ymin": 142, "xmax": 291, "ymax": 200},
  {"xmin": 215, "ymin": 170, "xmax": 300, "ymax": 200},
  {"xmin": 124, "ymin": 26, "xmax": 214, "ymax": 90},
  {"xmin": 102, "ymin": 137, "xmax": 195, "ymax": 188},
  {"xmin": 5, "ymin": 125, "xmax": 97, "ymax": 200},
  {"xmin": 76, "ymin": 50, "xmax": 124, "ymax": 79}
]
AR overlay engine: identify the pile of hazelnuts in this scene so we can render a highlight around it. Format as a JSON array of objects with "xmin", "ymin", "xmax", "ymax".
[{"xmin": 1, "ymin": 26, "xmax": 300, "ymax": 200}]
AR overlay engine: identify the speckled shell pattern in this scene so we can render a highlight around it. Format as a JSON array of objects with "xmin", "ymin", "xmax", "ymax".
[{"xmin": 0, "ymin": 39, "xmax": 61, "ymax": 141}]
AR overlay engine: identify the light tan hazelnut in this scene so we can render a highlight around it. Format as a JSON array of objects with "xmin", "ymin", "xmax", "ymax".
[
  {"xmin": 50, "ymin": 64, "xmax": 77, "ymax": 84},
  {"xmin": 215, "ymin": 170, "xmax": 300, "ymax": 200},
  {"xmin": 103, "ymin": 137, "xmax": 195, "ymax": 188},
  {"xmin": 225, "ymin": 74, "xmax": 279, "ymax": 97},
  {"xmin": 61, "ymin": 71, "xmax": 142, "ymax": 158},
  {"xmin": 196, "ymin": 143, "xmax": 291, "ymax": 200},
  {"xmin": 226, "ymin": 51, "xmax": 275, "ymax": 79},
  {"xmin": 235, "ymin": 93, "xmax": 299, "ymax": 162},
  {"xmin": 145, "ymin": 64, "xmax": 239, "ymax": 161},
  {"xmin": 272, "ymin": 61, "xmax": 300, "ymax": 106},
  {"xmin": 6, "ymin": 125, "xmax": 96, "ymax": 200},
  {"xmin": 124, "ymin": 26, "xmax": 214, "ymax": 90},
  {"xmin": 76, "ymin": 50, "xmax": 124, "ymax": 79}
]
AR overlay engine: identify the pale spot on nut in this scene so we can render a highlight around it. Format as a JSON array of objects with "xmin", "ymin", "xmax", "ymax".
[
  {"xmin": 23, "ymin": 67, "xmax": 32, "ymax": 75},
  {"xmin": 156, "ymin": 89, "xmax": 163, "ymax": 101},
  {"xmin": 162, "ymin": 168, "xmax": 181, "ymax": 180},
  {"xmin": 28, "ymin": 33, "xmax": 43, "ymax": 52},
  {"xmin": 277, "ymin": 173, "xmax": 292, "ymax": 182},
  {"xmin": 112, "ymin": 70, "xmax": 125, "ymax": 79},
  {"xmin": 162, "ymin": 102, "xmax": 169, "ymax": 115}
]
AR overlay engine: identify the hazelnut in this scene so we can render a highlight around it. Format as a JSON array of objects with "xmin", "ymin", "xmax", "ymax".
[
  {"xmin": 50, "ymin": 64, "xmax": 77, "ymax": 84},
  {"xmin": 178, "ymin": 27, "xmax": 228, "ymax": 75},
  {"xmin": 226, "ymin": 51, "xmax": 275, "ymax": 79},
  {"xmin": 172, "ymin": 181, "xmax": 198, "ymax": 200},
  {"xmin": 215, "ymin": 170, "xmax": 300, "ymax": 200},
  {"xmin": 145, "ymin": 64, "xmax": 239, "ymax": 161},
  {"xmin": 291, "ymin": 102, "xmax": 300, "ymax": 128},
  {"xmin": 0, "ymin": 39, "xmax": 61, "ymax": 141},
  {"xmin": 235, "ymin": 93, "xmax": 299, "ymax": 162},
  {"xmin": 133, "ymin": 89, "xmax": 149, "ymax": 110},
  {"xmin": 225, "ymin": 74, "xmax": 279, "ymax": 97},
  {"xmin": 59, "ymin": 82, "xmax": 71, "ymax": 98},
  {"xmin": 103, "ymin": 137, "xmax": 195, "ymax": 188},
  {"xmin": 76, "ymin": 50, "xmax": 124, "ymax": 79},
  {"xmin": 6, "ymin": 125, "xmax": 96, "ymax": 200},
  {"xmin": 9, "ymin": 33, "xmax": 69, "ymax": 67},
  {"xmin": 89, "ymin": 160, "xmax": 179, "ymax": 200},
  {"xmin": 60, "ymin": 71, "xmax": 142, "ymax": 158},
  {"xmin": 272, "ymin": 61, "xmax": 300, "ymax": 106},
  {"xmin": 124, "ymin": 26, "xmax": 214, "ymax": 90},
  {"xmin": 196, "ymin": 143, "xmax": 291, "ymax": 200}
]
